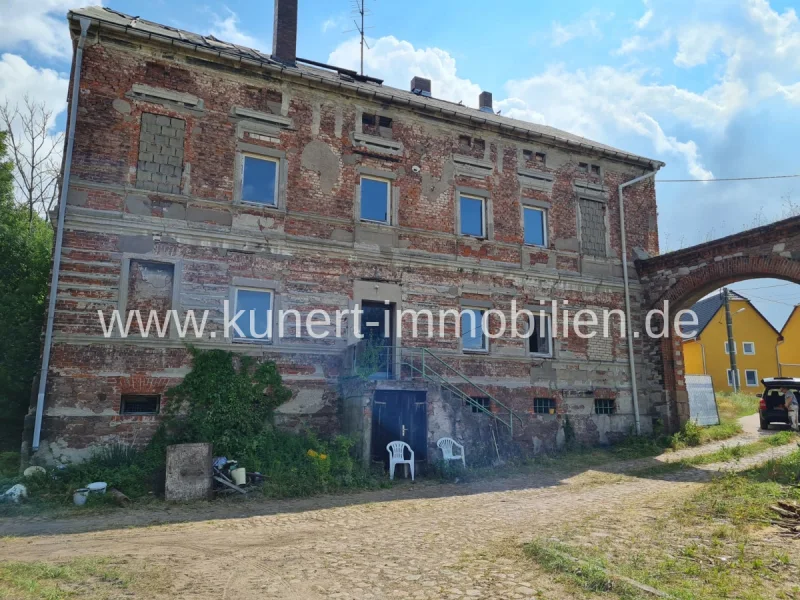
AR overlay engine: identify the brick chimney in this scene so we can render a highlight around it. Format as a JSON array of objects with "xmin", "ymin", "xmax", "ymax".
[
  {"xmin": 272, "ymin": 0, "xmax": 298, "ymax": 66},
  {"xmin": 479, "ymin": 91, "xmax": 493, "ymax": 113},
  {"xmin": 411, "ymin": 76, "xmax": 432, "ymax": 97}
]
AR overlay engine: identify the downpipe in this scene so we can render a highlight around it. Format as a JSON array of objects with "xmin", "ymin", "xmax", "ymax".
[
  {"xmin": 618, "ymin": 170, "xmax": 658, "ymax": 436},
  {"xmin": 32, "ymin": 17, "xmax": 91, "ymax": 452}
]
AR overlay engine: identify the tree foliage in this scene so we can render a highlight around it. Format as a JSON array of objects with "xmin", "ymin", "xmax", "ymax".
[
  {"xmin": 0, "ymin": 131, "xmax": 53, "ymax": 448},
  {"xmin": 159, "ymin": 348, "xmax": 292, "ymax": 458}
]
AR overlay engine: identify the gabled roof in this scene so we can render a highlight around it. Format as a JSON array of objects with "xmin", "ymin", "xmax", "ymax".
[
  {"xmin": 67, "ymin": 6, "xmax": 665, "ymax": 170},
  {"xmin": 780, "ymin": 305, "xmax": 800, "ymax": 335},
  {"xmin": 679, "ymin": 290, "xmax": 780, "ymax": 339}
]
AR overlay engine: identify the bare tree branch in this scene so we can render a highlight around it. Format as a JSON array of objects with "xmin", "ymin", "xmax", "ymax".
[{"xmin": 0, "ymin": 95, "xmax": 64, "ymax": 224}]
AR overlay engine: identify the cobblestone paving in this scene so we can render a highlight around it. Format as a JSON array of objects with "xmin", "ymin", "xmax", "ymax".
[{"xmin": 1, "ymin": 436, "xmax": 796, "ymax": 600}]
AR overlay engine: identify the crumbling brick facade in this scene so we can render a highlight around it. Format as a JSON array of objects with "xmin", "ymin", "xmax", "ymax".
[{"xmin": 27, "ymin": 6, "xmax": 667, "ymax": 464}]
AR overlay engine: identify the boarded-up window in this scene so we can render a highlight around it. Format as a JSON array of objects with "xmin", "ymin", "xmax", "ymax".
[
  {"xmin": 136, "ymin": 113, "xmax": 185, "ymax": 194},
  {"xmin": 126, "ymin": 260, "xmax": 174, "ymax": 336},
  {"xmin": 579, "ymin": 199, "xmax": 607, "ymax": 257}
]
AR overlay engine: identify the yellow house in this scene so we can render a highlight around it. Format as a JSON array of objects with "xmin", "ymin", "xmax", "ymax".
[
  {"xmin": 778, "ymin": 305, "xmax": 800, "ymax": 377},
  {"xmin": 681, "ymin": 291, "xmax": 780, "ymax": 393}
]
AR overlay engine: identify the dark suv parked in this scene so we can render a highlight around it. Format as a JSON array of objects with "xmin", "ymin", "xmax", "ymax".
[{"xmin": 758, "ymin": 377, "xmax": 799, "ymax": 430}]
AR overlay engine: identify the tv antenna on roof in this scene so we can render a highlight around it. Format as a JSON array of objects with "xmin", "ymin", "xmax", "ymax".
[{"xmin": 346, "ymin": 0, "xmax": 374, "ymax": 76}]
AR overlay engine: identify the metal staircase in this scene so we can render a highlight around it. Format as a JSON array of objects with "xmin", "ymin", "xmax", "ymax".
[{"xmin": 349, "ymin": 343, "xmax": 521, "ymax": 436}]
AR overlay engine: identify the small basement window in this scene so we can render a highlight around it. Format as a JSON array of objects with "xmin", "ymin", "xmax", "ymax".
[
  {"xmin": 120, "ymin": 394, "xmax": 160, "ymax": 415},
  {"xmin": 594, "ymin": 398, "xmax": 616, "ymax": 415},
  {"xmin": 533, "ymin": 397, "xmax": 555, "ymax": 414},
  {"xmin": 467, "ymin": 397, "xmax": 491, "ymax": 413}
]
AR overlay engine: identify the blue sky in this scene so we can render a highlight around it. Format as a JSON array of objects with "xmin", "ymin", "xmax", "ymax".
[{"xmin": 2, "ymin": 0, "xmax": 800, "ymax": 328}]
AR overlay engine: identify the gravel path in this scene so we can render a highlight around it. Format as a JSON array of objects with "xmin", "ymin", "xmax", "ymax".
[{"xmin": 1, "ymin": 416, "xmax": 796, "ymax": 600}]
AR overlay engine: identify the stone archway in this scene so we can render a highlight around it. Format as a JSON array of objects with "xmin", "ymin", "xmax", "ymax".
[{"xmin": 635, "ymin": 215, "xmax": 800, "ymax": 430}]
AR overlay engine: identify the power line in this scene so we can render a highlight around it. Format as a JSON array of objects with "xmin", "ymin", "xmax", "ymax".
[
  {"xmin": 656, "ymin": 174, "xmax": 800, "ymax": 183},
  {"xmin": 731, "ymin": 282, "xmax": 796, "ymax": 291},
  {"xmin": 740, "ymin": 292, "xmax": 798, "ymax": 307}
]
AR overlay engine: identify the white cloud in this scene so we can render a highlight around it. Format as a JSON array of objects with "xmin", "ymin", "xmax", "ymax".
[
  {"xmin": 0, "ymin": 53, "xmax": 68, "ymax": 118},
  {"xmin": 550, "ymin": 11, "xmax": 611, "ymax": 47},
  {"xmin": 674, "ymin": 24, "xmax": 729, "ymax": 68},
  {"xmin": 0, "ymin": 0, "xmax": 101, "ymax": 58},
  {"xmin": 614, "ymin": 30, "xmax": 672, "ymax": 55},
  {"xmin": 328, "ymin": 36, "xmax": 483, "ymax": 106},
  {"xmin": 209, "ymin": 8, "xmax": 263, "ymax": 50},
  {"xmin": 497, "ymin": 65, "xmax": 721, "ymax": 178},
  {"xmin": 321, "ymin": 16, "xmax": 344, "ymax": 34},
  {"xmin": 636, "ymin": 1, "xmax": 654, "ymax": 30}
]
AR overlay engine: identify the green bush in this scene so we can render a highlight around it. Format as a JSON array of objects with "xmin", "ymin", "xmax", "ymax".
[{"xmin": 0, "ymin": 451, "xmax": 19, "ymax": 477}]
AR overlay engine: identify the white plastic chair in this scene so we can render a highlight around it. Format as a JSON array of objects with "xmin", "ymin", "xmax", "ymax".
[
  {"xmin": 386, "ymin": 441, "xmax": 415, "ymax": 481},
  {"xmin": 437, "ymin": 437, "xmax": 466, "ymax": 468}
]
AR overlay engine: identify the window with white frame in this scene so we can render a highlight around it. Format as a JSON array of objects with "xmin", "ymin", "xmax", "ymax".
[
  {"xmin": 745, "ymin": 369, "xmax": 758, "ymax": 387},
  {"xmin": 233, "ymin": 288, "xmax": 273, "ymax": 341},
  {"xmin": 724, "ymin": 341, "xmax": 736, "ymax": 354},
  {"xmin": 459, "ymin": 194, "xmax": 486, "ymax": 238},
  {"xmin": 726, "ymin": 369, "xmax": 740, "ymax": 387},
  {"xmin": 461, "ymin": 308, "xmax": 487, "ymax": 352},
  {"xmin": 528, "ymin": 313, "xmax": 552, "ymax": 356},
  {"xmin": 523, "ymin": 206, "xmax": 547, "ymax": 247},
  {"xmin": 360, "ymin": 176, "xmax": 391, "ymax": 223},
  {"xmin": 241, "ymin": 155, "xmax": 279, "ymax": 206},
  {"xmin": 743, "ymin": 342, "xmax": 755, "ymax": 355}
]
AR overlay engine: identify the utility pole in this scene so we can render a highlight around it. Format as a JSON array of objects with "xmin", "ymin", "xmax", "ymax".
[{"xmin": 723, "ymin": 288, "xmax": 739, "ymax": 392}]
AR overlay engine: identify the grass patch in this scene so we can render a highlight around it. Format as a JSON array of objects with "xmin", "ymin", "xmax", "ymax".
[
  {"xmin": 0, "ymin": 452, "xmax": 18, "ymax": 477},
  {"xmin": 717, "ymin": 391, "xmax": 761, "ymax": 421},
  {"xmin": 526, "ymin": 449, "xmax": 800, "ymax": 600},
  {"xmin": 0, "ymin": 557, "xmax": 166, "ymax": 599}
]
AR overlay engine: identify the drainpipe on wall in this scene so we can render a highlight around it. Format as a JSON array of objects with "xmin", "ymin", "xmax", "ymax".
[
  {"xmin": 618, "ymin": 170, "xmax": 658, "ymax": 436},
  {"xmin": 32, "ymin": 17, "xmax": 91, "ymax": 452}
]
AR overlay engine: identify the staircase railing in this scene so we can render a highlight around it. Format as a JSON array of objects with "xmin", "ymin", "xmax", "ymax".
[{"xmin": 350, "ymin": 342, "xmax": 521, "ymax": 435}]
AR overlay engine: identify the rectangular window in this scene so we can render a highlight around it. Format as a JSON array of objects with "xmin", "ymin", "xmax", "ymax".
[
  {"xmin": 590, "ymin": 164, "xmax": 601, "ymax": 175},
  {"xmin": 594, "ymin": 399, "xmax": 616, "ymax": 415},
  {"xmin": 523, "ymin": 206, "xmax": 547, "ymax": 247},
  {"xmin": 241, "ymin": 155, "xmax": 279, "ymax": 206},
  {"xmin": 743, "ymin": 342, "xmax": 755, "ymax": 355},
  {"xmin": 724, "ymin": 341, "xmax": 736, "ymax": 354},
  {"xmin": 466, "ymin": 397, "xmax": 491, "ymax": 413},
  {"xmin": 533, "ymin": 397, "xmax": 555, "ymax": 414},
  {"xmin": 726, "ymin": 369, "xmax": 740, "ymax": 387},
  {"xmin": 233, "ymin": 288, "xmax": 273, "ymax": 341},
  {"xmin": 360, "ymin": 176, "xmax": 391, "ymax": 224},
  {"xmin": 461, "ymin": 308, "xmax": 487, "ymax": 352},
  {"xmin": 460, "ymin": 194, "xmax": 486, "ymax": 238},
  {"xmin": 120, "ymin": 394, "xmax": 160, "ymax": 415},
  {"xmin": 528, "ymin": 313, "xmax": 552, "ymax": 357},
  {"xmin": 745, "ymin": 369, "xmax": 758, "ymax": 387},
  {"xmin": 578, "ymin": 162, "xmax": 589, "ymax": 172}
]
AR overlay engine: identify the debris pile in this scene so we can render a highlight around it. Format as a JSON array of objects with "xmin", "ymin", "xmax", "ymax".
[{"xmin": 771, "ymin": 501, "xmax": 800, "ymax": 538}]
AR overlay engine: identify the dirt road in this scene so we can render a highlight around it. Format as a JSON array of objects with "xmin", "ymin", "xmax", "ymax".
[{"xmin": 1, "ymin": 429, "xmax": 795, "ymax": 600}]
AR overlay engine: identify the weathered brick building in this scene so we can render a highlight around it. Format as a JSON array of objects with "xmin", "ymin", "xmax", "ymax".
[{"xmin": 26, "ymin": 3, "xmax": 668, "ymax": 465}]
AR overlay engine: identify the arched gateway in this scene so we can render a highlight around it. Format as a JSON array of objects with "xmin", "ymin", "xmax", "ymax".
[{"xmin": 635, "ymin": 214, "xmax": 800, "ymax": 430}]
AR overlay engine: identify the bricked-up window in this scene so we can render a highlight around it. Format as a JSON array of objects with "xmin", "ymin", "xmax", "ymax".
[
  {"xmin": 466, "ymin": 397, "xmax": 491, "ymax": 413},
  {"xmin": 578, "ymin": 198, "xmax": 607, "ymax": 257},
  {"xmin": 594, "ymin": 399, "xmax": 616, "ymax": 415},
  {"xmin": 136, "ymin": 113, "xmax": 185, "ymax": 194},
  {"xmin": 528, "ymin": 313, "xmax": 552, "ymax": 357},
  {"xmin": 360, "ymin": 176, "xmax": 391, "ymax": 223},
  {"xmin": 461, "ymin": 308, "xmax": 487, "ymax": 352},
  {"xmin": 523, "ymin": 206, "xmax": 547, "ymax": 247},
  {"xmin": 233, "ymin": 288, "xmax": 273, "ymax": 341},
  {"xmin": 120, "ymin": 394, "xmax": 160, "ymax": 415},
  {"xmin": 460, "ymin": 195, "xmax": 486, "ymax": 238},
  {"xmin": 241, "ymin": 155, "xmax": 279, "ymax": 206},
  {"xmin": 125, "ymin": 260, "xmax": 175, "ymax": 337},
  {"xmin": 533, "ymin": 397, "xmax": 555, "ymax": 414}
]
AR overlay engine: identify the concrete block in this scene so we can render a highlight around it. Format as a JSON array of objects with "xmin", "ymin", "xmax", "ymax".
[
  {"xmin": 165, "ymin": 443, "xmax": 212, "ymax": 502},
  {"xmin": 156, "ymin": 115, "xmax": 171, "ymax": 126}
]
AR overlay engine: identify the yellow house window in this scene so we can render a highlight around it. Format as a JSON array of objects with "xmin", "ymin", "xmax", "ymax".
[
  {"xmin": 745, "ymin": 369, "xmax": 758, "ymax": 387},
  {"xmin": 743, "ymin": 342, "xmax": 755, "ymax": 355}
]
